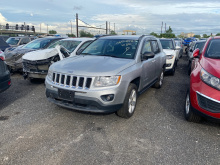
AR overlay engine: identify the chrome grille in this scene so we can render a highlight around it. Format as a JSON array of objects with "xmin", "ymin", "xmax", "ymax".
[
  {"xmin": 197, "ymin": 92, "xmax": 220, "ymax": 113},
  {"xmin": 52, "ymin": 72, "xmax": 93, "ymax": 89}
]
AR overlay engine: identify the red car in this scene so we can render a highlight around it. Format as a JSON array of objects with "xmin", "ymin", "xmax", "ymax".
[{"xmin": 185, "ymin": 37, "xmax": 220, "ymax": 122}]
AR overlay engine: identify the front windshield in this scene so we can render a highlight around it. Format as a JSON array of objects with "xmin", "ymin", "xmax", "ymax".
[
  {"xmin": 6, "ymin": 38, "xmax": 20, "ymax": 45},
  {"xmin": 205, "ymin": 39, "xmax": 220, "ymax": 59},
  {"xmin": 23, "ymin": 39, "xmax": 52, "ymax": 49},
  {"xmin": 81, "ymin": 39, "xmax": 139, "ymax": 59},
  {"xmin": 195, "ymin": 42, "xmax": 205, "ymax": 50},
  {"xmin": 48, "ymin": 40, "xmax": 81, "ymax": 53},
  {"xmin": 160, "ymin": 40, "xmax": 174, "ymax": 50}
]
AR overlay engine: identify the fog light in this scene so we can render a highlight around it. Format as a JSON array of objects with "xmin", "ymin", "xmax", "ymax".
[{"xmin": 101, "ymin": 94, "xmax": 114, "ymax": 102}]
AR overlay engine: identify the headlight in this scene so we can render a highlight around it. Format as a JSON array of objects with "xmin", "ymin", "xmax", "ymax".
[
  {"xmin": 94, "ymin": 76, "xmax": 121, "ymax": 87},
  {"xmin": 200, "ymin": 68, "xmax": 220, "ymax": 90},
  {"xmin": 166, "ymin": 55, "xmax": 174, "ymax": 59},
  {"xmin": 47, "ymin": 70, "xmax": 53, "ymax": 81}
]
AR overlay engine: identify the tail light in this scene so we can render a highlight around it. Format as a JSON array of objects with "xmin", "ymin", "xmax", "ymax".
[
  {"xmin": 0, "ymin": 56, "xmax": 4, "ymax": 61},
  {"xmin": 8, "ymin": 80, "xmax": 11, "ymax": 85}
]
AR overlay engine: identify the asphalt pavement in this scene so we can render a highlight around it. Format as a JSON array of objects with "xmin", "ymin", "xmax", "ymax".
[{"xmin": 0, "ymin": 54, "xmax": 219, "ymax": 165}]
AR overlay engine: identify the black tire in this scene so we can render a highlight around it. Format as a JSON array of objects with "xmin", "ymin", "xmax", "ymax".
[
  {"xmin": 184, "ymin": 90, "xmax": 202, "ymax": 123},
  {"xmin": 153, "ymin": 69, "xmax": 164, "ymax": 89},
  {"xmin": 116, "ymin": 83, "xmax": 137, "ymax": 118}
]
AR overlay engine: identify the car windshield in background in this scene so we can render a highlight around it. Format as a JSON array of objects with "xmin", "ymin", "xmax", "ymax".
[
  {"xmin": 205, "ymin": 39, "xmax": 220, "ymax": 59},
  {"xmin": 48, "ymin": 40, "xmax": 81, "ymax": 53},
  {"xmin": 23, "ymin": 39, "xmax": 52, "ymax": 49},
  {"xmin": 6, "ymin": 38, "xmax": 20, "ymax": 45},
  {"xmin": 160, "ymin": 40, "xmax": 174, "ymax": 50},
  {"xmin": 195, "ymin": 42, "xmax": 205, "ymax": 50},
  {"xmin": 81, "ymin": 39, "xmax": 139, "ymax": 59},
  {"xmin": 186, "ymin": 38, "xmax": 191, "ymax": 41}
]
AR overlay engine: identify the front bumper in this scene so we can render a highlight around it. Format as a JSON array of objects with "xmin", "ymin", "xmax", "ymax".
[
  {"xmin": 46, "ymin": 89, "xmax": 122, "ymax": 113},
  {"xmin": 165, "ymin": 58, "xmax": 175, "ymax": 70},
  {"xmin": 45, "ymin": 77, "xmax": 126, "ymax": 113},
  {"xmin": 190, "ymin": 81, "xmax": 220, "ymax": 119}
]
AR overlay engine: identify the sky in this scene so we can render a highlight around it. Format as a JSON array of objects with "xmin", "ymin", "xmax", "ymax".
[{"xmin": 0, "ymin": 0, "xmax": 220, "ymax": 36}]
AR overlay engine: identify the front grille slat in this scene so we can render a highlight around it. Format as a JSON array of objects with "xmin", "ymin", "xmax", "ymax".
[
  {"xmin": 52, "ymin": 72, "xmax": 93, "ymax": 90},
  {"xmin": 197, "ymin": 93, "xmax": 220, "ymax": 113}
]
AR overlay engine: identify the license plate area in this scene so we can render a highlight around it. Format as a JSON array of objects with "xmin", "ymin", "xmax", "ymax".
[{"xmin": 58, "ymin": 89, "xmax": 75, "ymax": 102}]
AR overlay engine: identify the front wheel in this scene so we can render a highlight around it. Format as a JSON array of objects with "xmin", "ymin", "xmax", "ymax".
[
  {"xmin": 116, "ymin": 83, "xmax": 137, "ymax": 118},
  {"xmin": 170, "ymin": 62, "xmax": 176, "ymax": 75},
  {"xmin": 184, "ymin": 90, "xmax": 202, "ymax": 123}
]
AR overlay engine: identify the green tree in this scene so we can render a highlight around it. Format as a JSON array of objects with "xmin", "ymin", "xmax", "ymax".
[
  {"xmin": 110, "ymin": 30, "xmax": 117, "ymax": 35},
  {"xmin": 165, "ymin": 26, "xmax": 173, "ymax": 34},
  {"xmin": 49, "ymin": 30, "xmax": 57, "ymax": 34},
  {"xmin": 79, "ymin": 30, "xmax": 94, "ymax": 37},
  {"xmin": 216, "ymin": 33, "xmax": 220, "ymax": 36},
  {"xmin": 66, "ymin": 33, "xmax": 76, "ymax": 37},
  {"xmin": 203, "ymin": 34, "xmax": 209, "ymax": 38},
  {"xmin": 194, "ymin": 35, "xmax": 200, "ymax": 38},
  {"xmin": 159, "ymin": 26, "xmax": 176, "ymax": 38},
  {"xmin": 150, "ymin": 32, "xmax": 159, "ymax": 37}
]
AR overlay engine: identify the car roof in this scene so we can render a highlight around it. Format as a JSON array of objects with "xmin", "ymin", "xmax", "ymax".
[
  {"xmin": 159, "ymin": 38, "xmax": 173, "ymax": 41},
  {"xmin": 33, "ymin": 37, "xmax": 63, "ymax": 41},
  {"xmin": 98, "ymin": 35, "xmax": 142, "ymax": 40},
  {"xmin": 61, "ymin": 37, "xmax": 94, "ymax": 41}
]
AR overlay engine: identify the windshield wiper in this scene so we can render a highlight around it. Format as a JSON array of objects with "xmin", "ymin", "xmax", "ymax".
[
  {"xmin": 81, "ymin": 53, "xmax": 92, "ymax": 55},
  {"xmin": 99, "ymin": 54, "xmax": 120, "ymax": 58}
]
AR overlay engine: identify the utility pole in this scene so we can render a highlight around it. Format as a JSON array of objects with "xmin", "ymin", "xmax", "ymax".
[
  {"xmin": 106, "ymin": 21, "xmax": 108, "ymax": 34},
  {"xmin": 40, "ymin": 23, "xmax": 41, "ymax": 33},
  {"xmin": 76, "ymin": 13, "xmax": 79, "ymax": 37},
  {"xmin": 47, "ymin": 24, "xmax": 48, "ymax": 34},
  {"xmin": 114, "ymin": 23, "xmax": 115, "ymax": 33},
  {"xmin": 109, "ymin": 22, "xmax": 110, "ymax": 33},
  {"xmin": 24, "ymin": 22, "xmax": 26, "ymax": 36},
  {"xmin": 165, "ymin": 23, "xmax": 166, "ymax": 32},
  {"xmin": 161, "ymin": 21, "xmax": 163, "ymax": 35}
]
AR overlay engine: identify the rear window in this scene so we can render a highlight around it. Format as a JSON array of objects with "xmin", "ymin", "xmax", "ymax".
[
  {"xmin": 194, "ymin": 42, "xmax": 205, "ymax": 51},
  {"xmin": 205, "ymin": 39, "xmax": 220, "ymax": 59}
]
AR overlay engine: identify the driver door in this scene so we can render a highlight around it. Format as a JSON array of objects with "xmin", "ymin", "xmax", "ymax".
[{"xmin": 141, "ymin": 40, "xmax": 156, "ymax": 88}]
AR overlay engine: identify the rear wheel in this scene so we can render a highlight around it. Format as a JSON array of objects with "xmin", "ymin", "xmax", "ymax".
[
  {"xmin": 184, "ymin": 90, "xmax": 202, "ymax": 123},
  {"xmin": 153, "ymin": 69, "xmax": 164, "ymax": 89},
  {"xmin": 116, "ymin": 83, "xmax": 137, "ymax": 118}
]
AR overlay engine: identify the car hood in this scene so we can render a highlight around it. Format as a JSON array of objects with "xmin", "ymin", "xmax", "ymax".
[
  {"xmin": 163, "ymin": 49, "xmax": 175, "ymax": 55},
  {"xmin": 200, "ymin": 57, "xmax": 220, "ymax": 78},
  {"xmin": 50, "ymin": 55, "xmax": 135, "ymax": 76},
  {"xmin": 5, "ymin": 48, "xmax": 35, "ymax": 60},
  {"xmin": 23, "ymin": 48, "xmax": 58, "ymax": 61}
]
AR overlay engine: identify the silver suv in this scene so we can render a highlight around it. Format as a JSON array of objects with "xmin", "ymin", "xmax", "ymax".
[{"xmin": 45, "ymin": 35, "xmax": 166, "ymax": 118}]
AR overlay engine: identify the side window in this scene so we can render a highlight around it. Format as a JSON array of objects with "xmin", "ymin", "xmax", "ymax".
[
  {"xmin": 151, "ymin": 41, "xmax": 160, "ymax": 54},
  {"xmin": 142, "ymin": 41, "xmax": 152, "ymax": 54}
]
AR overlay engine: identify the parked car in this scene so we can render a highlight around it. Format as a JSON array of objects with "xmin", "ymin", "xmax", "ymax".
[
  {"xmin": 45, "ymin": 35, "xmax": 166, "ymax": 118},
  {"xmin": 160, "ymin": 39, "xmax": 180, "ymax": 75},
  {"xmin": 183, "ymin": 37, "xmax": 194, "ymax": 46},
  {"xmin": 22, "ymin": 38, "xmax": 94, "ymax": 80},
  {"xmin": 185, "ymin": 37, "xmax": 220, "ymax": 123},
  {"xmin": 187, "ymin": 40, "xmax": 206, "ymax": 75},
  {"xmin": 5, "ymin": 37, "xmax": 63, "ymax": 72},
  {"xmin": 0, "ymin": 35, "xmax": 10, "ymax": 41},
  {"xmin": 0, "ymin": 53, "xmax": 11, "ymax": 93},
  {"xmin": 175, "ymin": 40, "xmax": 183, "ymax": 58},
  {"xmin": 6, "ymin": 36, "xmax": 36, "ymax": 48},
  {"xmin": 0, "ymin": 38, "xmax": 10, "ymax": 51}
]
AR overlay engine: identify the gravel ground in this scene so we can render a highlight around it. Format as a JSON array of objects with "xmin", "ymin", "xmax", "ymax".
[{"xmin": 0, "ymin": 54, "xmax": 219, "ymax": 165}]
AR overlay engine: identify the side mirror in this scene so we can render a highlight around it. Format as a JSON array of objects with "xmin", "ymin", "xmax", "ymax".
[
  {"xmin": 142, "ymin": 52, "xmax": 155, "ymax": 60},
  {"xmin": 193, "ymin": 48, "xmax": 200, "ymax": 58},
  {"xmin": 190, "ymin": 49, "xmax": 193, "ymax": 52},
  {"xmin": 176, "ymin": 46, "xmax": 181, "ymax": 50}
]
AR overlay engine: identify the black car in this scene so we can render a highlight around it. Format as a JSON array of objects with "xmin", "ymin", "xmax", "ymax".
[
  {"xmin": 0, "ymin": 38, "xmax": 10, "ymax": 51},
  {"xmin": 0, "ymin": 55, "xmax": 11, "ymax": 93},
  {"xmin": 5, "ymin": 37, "xmax": 63, "ymax": 71}
]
